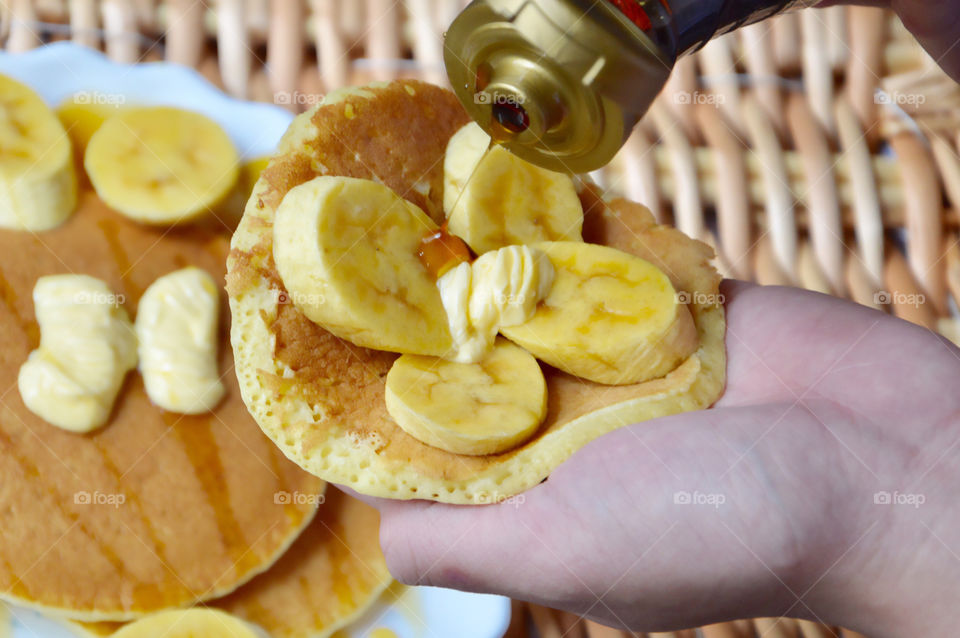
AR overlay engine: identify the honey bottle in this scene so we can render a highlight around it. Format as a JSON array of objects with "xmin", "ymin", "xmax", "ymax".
[{"xmin": 444, "ymin": 0, "xmax": 814, "ymax": 173}]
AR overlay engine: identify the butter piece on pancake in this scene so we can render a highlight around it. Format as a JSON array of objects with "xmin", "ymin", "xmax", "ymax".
[
  {"xmin": 136, "ymin": 267, "xmax": 225, "ymax": 414},
  {"xmin": 436, "ymin": 245, "xmax": 554, "ymax": 364},
  {"xmin": 18, "ymin": 274, "xmax": 136, "ymax": 432}
]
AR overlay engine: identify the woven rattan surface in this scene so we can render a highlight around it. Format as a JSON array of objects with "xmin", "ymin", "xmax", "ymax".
[{"xmin": 3, "ymin": 1, "xmax": 959, "ymax": 637}]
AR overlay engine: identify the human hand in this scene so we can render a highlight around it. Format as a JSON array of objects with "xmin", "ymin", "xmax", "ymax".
[
  {"xmin": 890, "ymin": 0, "xmax": 960, "ymax": 82},
  {"xmin": 350, "ymin": 280, "xmax": 960, "ymax": 637},
  {"xmin": 821, "ymin": 0, "xmax": 960, "ymax": 83}
]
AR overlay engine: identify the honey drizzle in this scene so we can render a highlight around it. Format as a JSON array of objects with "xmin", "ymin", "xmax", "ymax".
[
  {"xmin": 325, "ymin": 519, "xmax": 355, "ymax": 609},
  {"xmin": 417, "ymin": 225, "xmax": 471, "ymax": 279},
  {"xmin": 166, "ymin": 412, "xmax": 259, "ymax": 582},
  {"xmin": 91, "ymin": 436, "xmax": 170, "ymax": 573},
  {"xmin": 96, "ymin": 217, "xmax": 143, "ymax": 303},
  {"xmin": 0, "ymin": 269, "xmax": 38, "ymax": 347},
  {"xmin": 0, "ymin": 427, "xmax": 135, "ymax": 603}
]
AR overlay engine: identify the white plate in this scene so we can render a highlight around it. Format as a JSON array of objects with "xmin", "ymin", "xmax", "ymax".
[
  {"xmin": 5, "ymin": 587, "xmax": 510, "ymax": 638},
  {"xmin": 0, "ymin": 42, "xmax": 510, "ymax": 638},
  {"xmin": 0, "ymin": 41, "xmax": 291, "ymax": 159}
]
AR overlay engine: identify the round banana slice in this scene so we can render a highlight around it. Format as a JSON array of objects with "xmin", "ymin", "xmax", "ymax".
[
  {"xmin": 56, "ymin": 92, "xmax": 126, "ymax": 159},
  {"xmin": 242, "ymin": 156, "xmax": 271, "ymax": 192},
  {"xmin": 501, "ymin": 241, "xmax": 699, "ymax": 385},
  {"xmin": 273, "ymin": 175, "xmax": 452, "ymax": 356},
  {"xmin": 385, "ymin": 338, "xmax": 546, "ymax": 455},
  {"xmin": 111, "ymin": 609, "xmax": 266, "ymax": 638},
  {"xmin": 84, "ymin": 106, "xmax": 239, "ymax": 225},
  {"xmin": 443, "ymin": 122, "xmax": 583, "ymax": 254},
  {"xmin": 0, "ymin": 74, "xmax": 77, "ymax": 231}
]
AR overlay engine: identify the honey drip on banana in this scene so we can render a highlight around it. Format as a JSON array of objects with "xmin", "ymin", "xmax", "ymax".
[{"xmin": 417, "ymin": 224, "xmax": 472, "ymax": 279}]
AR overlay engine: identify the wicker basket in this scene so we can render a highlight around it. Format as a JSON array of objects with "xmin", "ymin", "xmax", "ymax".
[{"xmin": 5, "ymin": 2, "xmax": 958, "ymax": 637}]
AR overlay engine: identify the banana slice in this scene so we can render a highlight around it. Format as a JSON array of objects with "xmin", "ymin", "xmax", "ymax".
[
  {"xmin": 84, "ymin": 106, "xmax": 239, "ymax": 225},
  {"xmin": 501, "ymin": 242, "xmax": 699, "ymax": 385},
  {"xmin": 56, "ymin": 92, "xmax": 126, "ymax": 160},
  {"xmin": 242, "ymin": 155, "xmax": 271, "ymax": 190},
  {"xmin": 273, "ymin": 175, "xmax": 452, "ymax": 356},
  {"xmin": 443, "ymin": 122, "xmax": 583, "ymax": 254},
  {"xmin": 385, "ymin": 338, "xmax": 546, "ymax": 455},
  {"xmin": 111, "ymin": 609, "xmax": 267, "ymax": 638},
  {"xmin": 0, "ymin": 74, "xmax": 77, "ymax": 231}
]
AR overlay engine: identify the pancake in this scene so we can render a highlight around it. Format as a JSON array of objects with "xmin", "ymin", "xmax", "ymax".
[
  {"xmin": 0, "ymin": 188, "xmax": 324, "ymax": 620},
  {"xmin": 217, "ymin": 489, "xmax": 390, "ymax": 637},
  {"xmin": 226, "ymin": 80, "xmax": 726, "ymax": 504},
  {"xmin": 65, "ymin": 490, "xmax": 390, "ymax": 638}
]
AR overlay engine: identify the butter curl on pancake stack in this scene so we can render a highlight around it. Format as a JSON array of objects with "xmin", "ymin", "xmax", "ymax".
[
  {"xmin": 0, "ymin": 187, "xmax": 323, "ymax": 619},
  {"xmin": 226, "ymin": 80, "xmax": 726, "ymax": 505}
]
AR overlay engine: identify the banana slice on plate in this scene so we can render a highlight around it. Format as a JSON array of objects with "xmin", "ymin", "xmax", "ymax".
[
  {"xmin": 443, "ymin": 122, "xmax": 583, "ymax": 254},
  {"xmin": 501, "ymin": 241, "xmax": 699, "ymax": 385},
  {"xmin": 84, "ymin": 106, "xmax": 239, "ymax": 225},
  {"xmin": 273, "ymin": 175, "xmax": 452, "ymax": 356},
  {"xmin": 385, "ymin": 338, "xmax": 547, "ymax": 455},
  {"xmin": 0, "ymin": 74, "xmax": 77, "ymax": 231},
  {"xmin": 56, "ymin": 92, "xmax": 126, "ymax": 160},
  {"xmin": 241, "ymin": 156, "xmax": 271, "ymax": 195},
  {"xmin": 111, "ymin": 609, "xmax": 267, "ymax": 638}
]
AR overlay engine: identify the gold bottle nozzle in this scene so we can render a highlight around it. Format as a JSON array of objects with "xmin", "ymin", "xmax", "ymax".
[{"xmin": 444, "ymin": 0, "xmax": 672, "ymax": 174}]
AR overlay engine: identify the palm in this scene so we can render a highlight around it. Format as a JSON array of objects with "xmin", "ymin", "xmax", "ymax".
[{"xmin": 363, "ymin": 281, "xmax": 960, "ymax": 636}]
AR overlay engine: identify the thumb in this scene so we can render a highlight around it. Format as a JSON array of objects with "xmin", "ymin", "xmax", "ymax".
[
  {"xmin": 337, "ymin": 481, "xmax": 567, "ymax": 597},
  {"xmin": 891, "ymin": 0, "xmax": 960, "ymax": 81}
]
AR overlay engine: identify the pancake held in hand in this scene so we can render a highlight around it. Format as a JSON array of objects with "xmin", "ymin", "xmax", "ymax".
[
  {"xmin": 226, "ymin": 80, "xmax": 726, "ymax": 504},
  {"xmin": 68, "ymin": 490, "xmax": 390, "ymax": 638},
  {"xmin": 0, "ymin": 189, "xmax": 323, "ymax": 619}
]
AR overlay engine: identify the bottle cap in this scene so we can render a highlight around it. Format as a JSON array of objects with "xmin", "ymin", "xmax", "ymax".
[{"xmin": 444, "ymin": 0, "xmax": 672, "ymax": 173}]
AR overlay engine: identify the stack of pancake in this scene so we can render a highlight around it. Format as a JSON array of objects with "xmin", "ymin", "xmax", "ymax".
[{"xmin": 0, "ymin": 78, "xmax": 391, "ymax": 637}]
